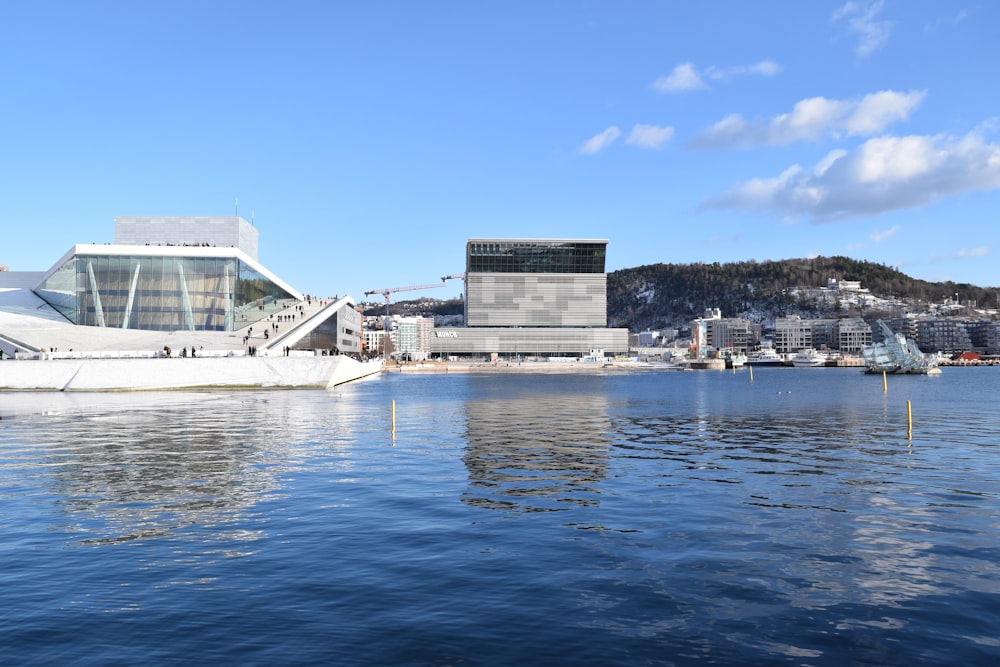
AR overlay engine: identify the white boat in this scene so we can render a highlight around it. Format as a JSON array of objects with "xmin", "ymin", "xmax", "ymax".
[
  {"xmin": 791, "ymin": 349, "xmax": 828, "ymax": 367},
  {"xmin": 722, "ymin": 349, "xmax": 747, "ymax": 369},
  {"xmin": 747, "ymin": 347, "xmax": 784, "ymax": 366},
  {"xmin": 861, "ymin": 320, "xmax": 941, "ymax": 375}
]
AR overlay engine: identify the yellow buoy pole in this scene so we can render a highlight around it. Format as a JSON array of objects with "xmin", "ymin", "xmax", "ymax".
[
  {"xmin": 883, "ymin": 370, "xmax": 887, "ymax": 393},
  {"xmin": 907, "ymin": 400, "xmax": 912, "ymax": 440},
  {"xmin": 749, "ymin": 365, "xmax": 753, "ymax": 382}
]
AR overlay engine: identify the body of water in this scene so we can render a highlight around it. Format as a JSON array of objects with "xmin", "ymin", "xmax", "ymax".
[{"xmin": 1, "ymin": 367, "xmax": 998, "ymax": 665}]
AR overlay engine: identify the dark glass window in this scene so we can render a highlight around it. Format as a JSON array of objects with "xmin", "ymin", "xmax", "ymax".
[{"xmin": 467, "ymin": 241, "xmax": 606, "ymax": 274}]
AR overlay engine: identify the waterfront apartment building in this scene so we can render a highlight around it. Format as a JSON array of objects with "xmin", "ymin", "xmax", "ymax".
[
  {"xmin": 836, "ymin": 317, "xmax": 872, "ymax": 353},
  {"xmin": 967, "ymin": 320, "xmax": 1000, "ymax": 355},
  {"xmin": 430, "ymin": 238, "xmax": 629, "ymax": 359},
  {"xmin": 395, "ymin": 315, "xmax": 434, "ymax": 360},
  {"xmin": 883, "ymin": 317, "xmax": 996, "ymax": 356},
  {"xmin": 808, "ymin": 319, "xmax": 837, "ymax": 351},
  {"xmin": 774, "ymin": 316, "xmax": 813, "ymax": 354},
  {"xmin": 887, "ymin": 317, "xmax": 921, "ymax": 340},
  {"xmin": 362, "ymin": 328, "xmax": 385, "ymax": 356},
  {"xmin": 707, "ymin": 318, "xmax": 753, "ymax": 353},
  {"xmin": 691, "ymin": 309, "xmax": 754, "ymax": 355},
  {"xmin": 773, "ymin": 316, "xmax": 872, "ymax": 354},
  {"xmin": 916, "ymin": 319, "xmax": 973, "ymax": 355}
]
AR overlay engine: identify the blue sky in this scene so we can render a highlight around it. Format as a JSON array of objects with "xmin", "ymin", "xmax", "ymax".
[{"xmin": 3, "ymin": 1, "xmax": 998, "ymax": 304}]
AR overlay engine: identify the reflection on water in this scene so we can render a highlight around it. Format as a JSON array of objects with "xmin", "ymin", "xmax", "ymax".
[
  {"xmin": 51, "ymin": 398, "xmax": 276, "ymax": 547},
  {"xmin": 0, "ymin": 391, "xmax": 362, "ymax": 552},
  {"xmin": 461, "ymin": 389, "xmax": 612, "ymax": 512},
  {"xmin": 599, "ymin": 371, "xmax": 1000, "ymax": 630},
  {"xmin": 1, "ymin": 370, "xmax": 998, "ymax": 666},
  {"xmin": 611, "ymin": 409, "xmax": 901, "ymax": 494}
]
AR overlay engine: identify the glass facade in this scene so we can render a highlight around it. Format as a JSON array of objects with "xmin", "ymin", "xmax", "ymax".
[
  {"xmin": 467, "ymin": 240, "xmax": 606, "ymax": 274},
  {"xmin": 34, "ymin": 254, "xmax": 297, "ymax": 331},
  {"xmin": 291, "ymin": 303, "xmax": 362, "ymax": 355}
]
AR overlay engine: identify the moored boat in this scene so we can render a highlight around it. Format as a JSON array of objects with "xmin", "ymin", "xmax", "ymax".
[
  {"xmin": 747, "ymin": 346, "xmax": 784, "ymax": 366},
  {"xmin": 791, "ymin": 348, "xmax": 827, "ymax": 367},
  {"xmin": 722, "ymin": 349, "xmax": 747, "ymax": 369}
]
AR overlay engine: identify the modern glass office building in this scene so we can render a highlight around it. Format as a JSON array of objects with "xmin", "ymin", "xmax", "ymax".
[{"xmin": 431, "ymin": 238, "xmax": 628, "ymax": 358}]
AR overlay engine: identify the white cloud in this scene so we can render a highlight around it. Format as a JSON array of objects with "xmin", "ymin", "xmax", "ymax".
[
  {"xmin": 832, "ymin": 0, "xmax": 892, "ymax": 59},
  {"xmin": 652, "ymin": 63, "xmax": 706, "ymax": 93},
  {"xmin": 853, "ymin": 136, "xmax": 935, "ymax": 183},
  {"xmin": 705, "ymin": 60, "xmax": 782, "ymax": 81},
  {"xmin": 579, "ymin": 126, "xmax": 621, "ymax": 155},
  {"xmin": 625, "ymin": 124, "xmax": 675, "ymax": 149},
  {"xmin": 771, "ymin": 97, "xmax": 853, "ymax": 143},
  {"xmin": 692, "ymin": 114, "xmax": 752, "ymax": 147},
  {"xmin": 652, "ymin": 60, "xmax": 779, "ymax": 93},
  {"xmin": 957, "ymin": 246, "xmax": 990, "ymax": 257},
  {"xmin": 845, "ymin": 90, "xmax": 927, "ymax": 136},
  {"xmin": 870, "ymin": 225, "xmax": 900, "ymax": 242},
  {"xmin": 926, "ymin": 8, "xmax": 969, "ymax": 31},
  {"xmin": 931, "ymin": 246, "xmax": 991, "ymax": 266},
  {"xmin": 690, "ymin": 89, "xmax": 926, "ymax": 149},
  {"xmin": 703, "ymin": 129, "xmax": 1000, "ymax": 222}
]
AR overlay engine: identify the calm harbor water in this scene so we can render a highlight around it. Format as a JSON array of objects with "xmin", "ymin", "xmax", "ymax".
[{"xmin": 1, "ymin": 367, "xmax": 998, "ymax": 666}]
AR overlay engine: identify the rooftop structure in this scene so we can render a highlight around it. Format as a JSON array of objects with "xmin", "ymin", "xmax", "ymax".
[{"xmin": 115, "ymin": 216, "xmax": 259, "ymax": 259}]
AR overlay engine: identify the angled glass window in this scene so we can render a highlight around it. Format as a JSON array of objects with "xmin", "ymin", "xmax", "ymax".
[
  {"xmin": 33, "ymin": 257, "xmax": 79, "ymax": 323},
  {"xmin": 34, "ymin": 253, "xmax": 298, "ymax": 331}
]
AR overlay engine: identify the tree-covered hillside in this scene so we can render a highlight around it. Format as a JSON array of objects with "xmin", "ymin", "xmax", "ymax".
[
  {"xmin": 366, "ymin": 256, "xmax": 997, "ymax": 333},
  {"xmin": 607, "ymin": 256, "xmax": 996, "ymax": 332}
]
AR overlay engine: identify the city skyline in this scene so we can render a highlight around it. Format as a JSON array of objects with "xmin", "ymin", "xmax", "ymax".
[{"xmin": 2, "ymin": 1, "xmax": 998, "ymax": 302}]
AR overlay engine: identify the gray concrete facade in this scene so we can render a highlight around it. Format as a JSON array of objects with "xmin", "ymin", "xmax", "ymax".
[
  {"xmin": 429, "ymin": 326, "xmax": 629, "ymax": 358},
  {"xmin": 114, "ymin": 216, "xmax": 259, "ymax": 260},
  {"xmin": 429, "ymin": 238, "xmax": 628, "ymax": 358},
  {"xmin": 466, "ymin": 274, "xmax": 608, "ymax": 327}
]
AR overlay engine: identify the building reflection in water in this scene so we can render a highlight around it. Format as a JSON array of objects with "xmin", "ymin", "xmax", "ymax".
[
  {"xmin": 607, "ymin": 396, "xmax": 980, "ymax": 612},
  {"xmin": 461, "ymin": 388, "xmax": 613, "ymax": 513},
  {"xmin": 3, "ymin": 391, "xmax": 358, "ymax": 551}
]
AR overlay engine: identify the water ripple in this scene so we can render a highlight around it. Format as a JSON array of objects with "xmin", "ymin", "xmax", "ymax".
[{"xmin": 1, "ymin": 370, "xmax": 998, "ymax": 665}]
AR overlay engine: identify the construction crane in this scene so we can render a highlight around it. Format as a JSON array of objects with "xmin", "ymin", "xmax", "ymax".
[
  {"xmin": 440, "ymin": 273, "xmax": 468, "ymax": 324},
  {"xmin": 364, "ymin": 283, "xmax": 445, "ymax": 319}
]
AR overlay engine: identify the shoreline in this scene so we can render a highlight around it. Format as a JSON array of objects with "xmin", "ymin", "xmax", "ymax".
[
  {"xmin": 389, "ymin": 358, "xmax": 999, "ymax": 374},
  {"xmin": 391, "ymin": 361, "xmax": 693, "ymax": 374},
  {"xmin": 0, "ymin": 355, "xmax": 383, "ymax": 391}
]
